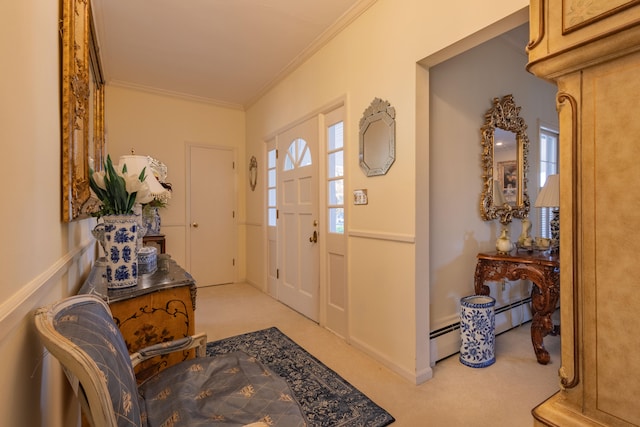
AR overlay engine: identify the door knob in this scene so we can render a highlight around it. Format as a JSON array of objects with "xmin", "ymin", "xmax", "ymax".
[
  {"xmin": 192, "ymin": 222, "xmax": 199, "ymax": 228},
  {"xmin": 309, "ymin": 230, "xmax": 317, "ymax": 243}
]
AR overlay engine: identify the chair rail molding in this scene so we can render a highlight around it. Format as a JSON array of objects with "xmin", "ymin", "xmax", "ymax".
[{"xmin": 0, "ymin": 238, "xmax": 95, "ymax": 343}]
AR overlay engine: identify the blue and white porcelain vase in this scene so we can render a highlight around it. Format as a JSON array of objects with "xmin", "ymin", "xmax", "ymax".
[
  {"xmin": 142, "ymin": 206, "xmax": 162, "ymax": 235},
  {"xmin": 459, "ymin": 295, "xmax": 496, "ymax": 368},
  {"xmin": 103, "ymin": 214, "xmax": 139, "ymax": 289}
]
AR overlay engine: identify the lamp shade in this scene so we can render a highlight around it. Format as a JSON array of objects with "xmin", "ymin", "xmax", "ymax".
[
  {"xmin": 535, "ymin": 174, "xmax": 559, "ymax": 208},
  {"xmin": 119, "ymin": 155, "xmax": 171, "ymax": 202}
]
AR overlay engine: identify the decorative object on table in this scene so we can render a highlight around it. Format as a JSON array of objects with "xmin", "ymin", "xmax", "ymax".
[
  {"xmin": 459, "ymin": 295, "xmax": 496, "ymax": 368},
  {"xmin": 121, "ymin": 155, "xmax": 172, "ymax": 236},
  {"xmin": 517, "ymin": 236, "xmax": 552, "ymax": 253},
  {"xmin": 496, "ymin": 226, "xmax": 513, "ymax": 254},
  {"xmin": 89, "ymin": 155, "xmax": 156, "ymax": 289},
  {"xmin": 535, "ymin": 174, "xmax": 560, "ymax": 252},
  {"xmin": 138, "ymin": 246, "xmax": 158, "ymax": 274},
  {"xmin": 249, "ymin": 155, "xmax": 258, "ymax": 191},
  {"xmin": 102, "ymin": 215, "xmax": 140, "ymax": 288},
  {"xmin": 208, "ymin": 326, "xmax": 395, "ymax": 427},
  {"xmin": 518, "ymin": 217, "xmax": 533, "ymax": 247},
  {"xmin": 535, "ymin": 237, "xmax": 551, "ymax": 249},
  {"xmin": 142, "ymin": 205, "xmax": 162, "ymax": 235}
]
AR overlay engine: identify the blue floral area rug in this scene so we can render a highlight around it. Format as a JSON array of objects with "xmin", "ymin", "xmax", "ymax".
[{"xmin": 207, "ymin": 327, "xmax": 395, "ymax": 427}]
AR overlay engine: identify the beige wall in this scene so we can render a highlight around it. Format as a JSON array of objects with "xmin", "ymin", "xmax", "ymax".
[
  {"xmin": 245, "ymin": 0, "xmax": 530, "ymax": 382},
  {"xmin": 429, "ymin": 25, "xmax": 558, "ymax": 359},
  {"xmin": 1, "ymin": 0, "xmax": 538, "ymax": 424},
  {"xmin": 104, "ymin": 86, "xmax": 246, "ymax": 273}
]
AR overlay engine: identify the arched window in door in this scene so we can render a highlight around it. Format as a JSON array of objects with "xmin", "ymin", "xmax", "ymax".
[{"xmin": 284, "ymin": 138, "xmax": 312, "ymax": 170}]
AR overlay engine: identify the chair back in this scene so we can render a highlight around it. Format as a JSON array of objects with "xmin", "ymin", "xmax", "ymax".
[{"xmin": 35, "ymin": 295, "xmax": 142, "ymax": 427}]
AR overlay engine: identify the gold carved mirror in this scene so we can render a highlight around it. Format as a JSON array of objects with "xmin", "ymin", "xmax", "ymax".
[
  {"xmin": 61, "ymin": 0, "xmax": 105, "ymax": 221},
  {"xmin": 480, "ymin": 94, "xmax": 530, "ymax": 224}
]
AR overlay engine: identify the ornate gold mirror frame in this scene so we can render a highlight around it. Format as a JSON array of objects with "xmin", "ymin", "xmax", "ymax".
[
  {"xmin": 480, "ymin": 94, "xmax": 530, "ymax": 224},
  {"xmin": 61, "ymin": 0, "xmax": 105, "ymax": 222}
]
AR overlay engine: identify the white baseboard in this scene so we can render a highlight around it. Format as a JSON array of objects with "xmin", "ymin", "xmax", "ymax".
[{"xmin": 350, "ymin": 335, "xmax": 433, "ymax": 385}]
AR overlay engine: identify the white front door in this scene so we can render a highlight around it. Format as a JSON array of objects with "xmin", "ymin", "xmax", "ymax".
[
  {"xmin": 277, "ymin": 117, "xmax": 319, "ymax": 321},
  {"xmin": 188, "ymin": 145, "xmax": 236, "ymax": 286}
]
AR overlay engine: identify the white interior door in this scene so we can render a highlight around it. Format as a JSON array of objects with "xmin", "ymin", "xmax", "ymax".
[
  {"xmin": 188, "ymin": 145, "xmax": 236, "ymax": 286},
  {"xmin": 277, "ymin": 117, "xmax": 319, "ymax": 321}
]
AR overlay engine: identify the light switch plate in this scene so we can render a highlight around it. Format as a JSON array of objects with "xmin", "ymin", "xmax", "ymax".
[{"xmin": 353, "ymin": 189, "xmax": 368, "ymax": 205}]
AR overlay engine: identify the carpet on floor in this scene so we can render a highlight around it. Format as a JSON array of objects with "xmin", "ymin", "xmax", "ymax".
[{"xmin": 207, "ymin": 326, "xmax": 395, "ymax": 427}]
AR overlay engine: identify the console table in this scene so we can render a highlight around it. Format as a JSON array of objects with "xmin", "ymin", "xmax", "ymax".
[
  {"xmin": 474, "ymin": 251, "xmax": 559, "ymax": 364},
  {"xmin": 79, "ymin": 254, "xmax": 197, "ymax": 382}
]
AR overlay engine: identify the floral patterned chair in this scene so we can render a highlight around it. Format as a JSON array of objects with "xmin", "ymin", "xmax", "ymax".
[{"xmin": 34, "ymin": 295, "xmax": 306, "ymax": 427}]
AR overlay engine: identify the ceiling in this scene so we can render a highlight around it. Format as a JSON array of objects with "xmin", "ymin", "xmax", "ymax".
[{"xmin": 91, "ymin": 0, "xmax": 376, "ymax": 110}]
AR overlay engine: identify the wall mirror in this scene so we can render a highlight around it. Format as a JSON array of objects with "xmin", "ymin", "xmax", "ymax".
[
  {"xmin": 480, "ymin": 94, "xmax": 530, "ymax": 224},
  {"xmin": 249, "ymin": 156, "xmax": 258, "ymax": 191},
  {"xmin": 61, "ymin": 0, "xmax": 106, "ymax": 222},
  {"xmin": 359, "ymin": 98, "xmax": 396, "ymax": 176}
]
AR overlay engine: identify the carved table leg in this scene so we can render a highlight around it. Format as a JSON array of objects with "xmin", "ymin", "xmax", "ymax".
[
  {"xmin": 530, "ymin": 280, "xmax": 558, "ymax": 365},
  {"xmin": 474, "ymin": 261, "xmax": 491, "ymax": 295},
  {"xmin": 474, "ymin": 254, "xmax": 559, "ymax": 364}
]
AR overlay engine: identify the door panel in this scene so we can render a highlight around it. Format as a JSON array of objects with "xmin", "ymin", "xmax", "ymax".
[
  {"xmin": 277, "ymin": 117, "xmax": 319, "ymax": 321},
  {"xmin": 188, "ymin": 145, "xmax": 235, "ymax": 286},
  {"xmin": 323, "ymin": 107, "xmax": 347, "ymax": 337}
]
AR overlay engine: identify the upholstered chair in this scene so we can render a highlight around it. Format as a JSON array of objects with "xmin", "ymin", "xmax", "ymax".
[{"xmin": 35, "ymin": 294, "xmax": 306, "ymax": 427}]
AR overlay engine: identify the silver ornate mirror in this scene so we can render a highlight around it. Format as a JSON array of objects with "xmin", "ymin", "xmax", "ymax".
[
  {"xmin": 480, "ymin": 94, "xmax": 530, "ymax": 224},
  {"xmin": 359, "ymin": 98, "xmax": 396, "ymax": 176}
]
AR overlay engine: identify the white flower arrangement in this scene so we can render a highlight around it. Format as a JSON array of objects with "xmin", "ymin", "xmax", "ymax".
[{"xmin": 89, "ymin": 155, "xmax": 155, "ymax": 217}]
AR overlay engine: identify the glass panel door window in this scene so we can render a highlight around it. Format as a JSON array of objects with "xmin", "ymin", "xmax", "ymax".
[{"xmin": 267, "ymin": 148, "xmax": 277, "ymax": 227}]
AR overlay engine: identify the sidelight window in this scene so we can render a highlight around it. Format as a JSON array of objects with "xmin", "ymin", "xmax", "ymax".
[
  {"xmin": 327, "ymin": 120, "xmax": 344, "ymax": 234},
  {"xmin": 267, "ymin": 148, "xmax": 277, "ymax": 227}
]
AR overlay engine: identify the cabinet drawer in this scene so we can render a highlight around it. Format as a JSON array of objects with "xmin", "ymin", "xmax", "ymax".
[{"xmin": 109, "ymin": 285, "xmax": 196, "ymax": 383}]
